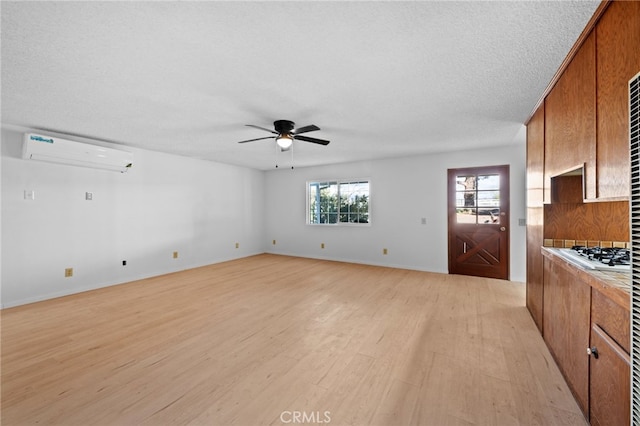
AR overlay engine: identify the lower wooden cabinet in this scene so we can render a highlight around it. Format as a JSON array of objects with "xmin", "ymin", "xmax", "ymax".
[
  {"xmin": 589, "ymin": 288, "xmax": 630, "ymax": 426},
  {"xmin": 542, "ymin": 253, "xmax": 631, "ymax": 424},
  {"xmin": 542, "ymin": 259, "xmax": 591, "ymax": 413},
  {"xmin": 588, "ymin": 324, "xmax": 630, "ymax": 426},
  {"xmin": 542, "ymin": 257, "xmax": 591, "ymax": 414}
]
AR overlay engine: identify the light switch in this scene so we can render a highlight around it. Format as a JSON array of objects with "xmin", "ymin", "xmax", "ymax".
[
  {"xmin": 24, "ymin": 190, "xmax": 35, "ymax": 200},
  {"xmin": 85, "ymin": 192, "xmax": 93, "ymax": 201}
]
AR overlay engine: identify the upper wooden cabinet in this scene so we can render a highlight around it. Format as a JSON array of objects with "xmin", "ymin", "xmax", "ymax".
[
  {"xmin": 527, "ymin": 105, "xmax": 545, "ymax": 207},
  {"xmin": 526, "ymin": 105, "xmax": 544, "ymax": 332},
  {"xmin": 596, "ymin": 0, "xmax": 640, "ymax": 200},
  {"xmin": 539, "ymin": 1, "xmax": 640, "ymax": 202},
  {"xmin": 544, "ymin": 32, "xmax": 596, "ymax": 202}
]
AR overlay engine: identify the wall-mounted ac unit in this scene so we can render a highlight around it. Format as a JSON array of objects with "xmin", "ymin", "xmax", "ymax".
[{"xmin": 22, "ymin": 133, "xmax": 133, "ymax": 173}]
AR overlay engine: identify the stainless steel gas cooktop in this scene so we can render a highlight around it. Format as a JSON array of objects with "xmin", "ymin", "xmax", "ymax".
[{"xmin": 553, "ymin": 246, "xmax": 630, "ymax": 272}]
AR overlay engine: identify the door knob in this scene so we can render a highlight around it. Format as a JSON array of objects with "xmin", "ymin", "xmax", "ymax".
[
  {"xmin": 587, "ymin": 346, "xmax": 599, "ymax": 359},
  {"xmin": 500, "ymin": 227, "xmax": 506, "ymax": 232}
]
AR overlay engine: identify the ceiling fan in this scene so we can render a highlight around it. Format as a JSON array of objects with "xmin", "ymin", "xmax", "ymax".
[{"xmin": 237, "ymin": 120, "xmax": 330, "ymax": 151}]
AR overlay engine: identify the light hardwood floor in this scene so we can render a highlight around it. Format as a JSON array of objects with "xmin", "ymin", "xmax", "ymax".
[{"xmin": 1, "ymin": 254, "xmax": 586, "ymax": 425}]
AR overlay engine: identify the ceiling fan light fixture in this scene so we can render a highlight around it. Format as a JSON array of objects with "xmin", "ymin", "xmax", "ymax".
[{"xmin": 276, "ymin": 134, "xmax": 293, "ymax": 149}]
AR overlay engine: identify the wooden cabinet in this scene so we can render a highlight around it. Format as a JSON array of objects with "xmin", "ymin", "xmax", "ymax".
[
  {"xmin": 527, "ymin": 2, "xmax": 636, "ymax": 422},
  {"xmin": 539, "ymin": 0, "xmax": 640, "ymax": 202},
  {"xmin": 589, "ymin": 324, "xmax": 630, "ymax": 426},
  {"xmin": 526, "ymin": 105, "xmax": 544, "ymax": 332},
  {"xmin": 542, "ymin": 257, "xmax": 591, "ymax": 415},
  {"xmin": 527, "ymin": 0, "xmax": 637, "ymax": 314},
  {"xmin": 542, "ymin": 251, "xmax": 631, "ymax": 423},
  {"xmin": 589, "ymin": 288, "xmax": 630, "ymax": 426},
  {"xmin": 595, "ymin": 0, "xmax": 640, "ymax": 199},
  {"xmin": 544, "ymin": 31, "xmax": 596, "ymax": 202}
]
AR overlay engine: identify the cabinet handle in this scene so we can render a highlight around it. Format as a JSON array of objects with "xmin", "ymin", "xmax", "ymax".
[{"xmin": 587, "ymin": 346, "xmax": 599, "ymax": 359}]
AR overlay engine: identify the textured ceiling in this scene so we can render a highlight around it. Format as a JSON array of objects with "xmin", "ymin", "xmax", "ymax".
[{"xmin": 1, "ymin": 1, "xmax": 599, "ymax": 170}]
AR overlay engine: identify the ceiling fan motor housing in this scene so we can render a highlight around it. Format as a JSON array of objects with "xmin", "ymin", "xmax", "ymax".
[{"xmin": 274, "ymin": 120, "xmax": 295, "ymax": 134}]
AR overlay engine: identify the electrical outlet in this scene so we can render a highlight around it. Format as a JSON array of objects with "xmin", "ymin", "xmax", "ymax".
[
  {"xmin": 272, "ymin": 239, "xmax": 276, "ymax": 245},
  {"xmin": 421, "ymin": 217, "xmax": 427, "ymax": 225},
  {"xmin": 383, "ymin": 248, "xmax": 388, "ymax": 255},
  {"xmin": 173, "ymin": 251, "xmax": 178, "ymax": 259},
  {"xmin": 122, "ymin": 260, "xmax": 127, "ymax": 266},
  {"xmin": 64, "ymin": 268, "xmax": 73, "ymax": 277},
  {"xmin": 235, "ymin": 242, "xmax": 239, "ymax": 249},
  {"xmin": 321, "ymin": 243, "xmax": 325, "ymax": 249},
  {"xmin": 24, "ymin": 190, "xmax": 35, "ymax": 200},
  {"xmin": 85, "ymin": 192, "xmax": 93, "ymax": 201}
]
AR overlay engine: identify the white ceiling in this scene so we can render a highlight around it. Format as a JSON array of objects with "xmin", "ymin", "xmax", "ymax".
[{"xmin": 1, "ymin": 1, "xmax": 599, "ymax": 170}]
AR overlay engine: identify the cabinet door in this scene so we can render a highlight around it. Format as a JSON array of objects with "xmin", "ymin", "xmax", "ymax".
[
  {"xmin": 542, "ymin": 258, "xmax": 591, "ymax": 415},
  {"xmin": 545, "ymin": 31, "xmax": 596, "ymax": 201},
  {"xmin": 596, "ymin": 0, "xmax": 640, "ymax": 199},
  {"xmin": 526, "ymin": 105, "xmax": 544, "ymax": 331},
  {"xmin": 589, "ymin": 324, "xmax": 630, "ymax": 426}
]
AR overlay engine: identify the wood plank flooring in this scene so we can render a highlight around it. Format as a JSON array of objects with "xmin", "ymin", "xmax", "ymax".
[{"xmin": 1, "ymin": 254, "xmax": 586, "ymax": 425}]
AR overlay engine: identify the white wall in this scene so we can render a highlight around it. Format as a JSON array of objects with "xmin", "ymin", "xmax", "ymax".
[
  {"xmin": 1, "ymin": 128, "xmax": 266, "ymax": 307},
  {"xmin": 264, "ymin": 142, "xmax": 527, "ymax": 282},
  {"xmin": 2, "ymin": 127, "xmax": 526, "ymax": 308}
]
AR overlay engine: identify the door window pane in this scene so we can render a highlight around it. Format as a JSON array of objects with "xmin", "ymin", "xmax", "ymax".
[
  {"xmin": 456, "ymin": 191, "xmax": 476, "ymax": 207},
  {"xmin": 455, "ymin": 174, "xmax": 500, "ymax": 224},
  {"xmin": 478, "ymin": 174, "xmax": 500, "ymax": 190},
  {"xmin": 456, "ymin": 175, "xmax": 477, "ymax": 190},
  {"xmin": 479, "ymin": 208, "xmax": 500, "ymax": 224},
  {"xmin": 478, "ymin": 190, "xmax": 499, "ymax": 205},
  {"xmin": 456, "ymin": 208, "xmax": 477, "ymax": 223}
]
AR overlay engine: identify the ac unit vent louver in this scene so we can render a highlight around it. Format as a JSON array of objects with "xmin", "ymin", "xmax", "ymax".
[
  {"xmin": 22, "ymin": 133, "xmax": 133, "ymax": 173},
  {"xmin": 630, "ymin": 70, "xmax": 640, "ymax": 425}
]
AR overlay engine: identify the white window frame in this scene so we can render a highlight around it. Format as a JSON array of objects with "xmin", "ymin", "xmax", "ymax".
[{"xmin": 306, "ymin": 179, "xmax": 371, "ymax": 226}]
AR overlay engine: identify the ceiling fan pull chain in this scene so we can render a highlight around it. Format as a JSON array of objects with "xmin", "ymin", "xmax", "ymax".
[
  {"xmin": 275, "ymin": 142, "xmax": 279, "ymax": 168},
  {"xmin": 291, "ymin": 141, "xmax": 294, "ymax": 169}
]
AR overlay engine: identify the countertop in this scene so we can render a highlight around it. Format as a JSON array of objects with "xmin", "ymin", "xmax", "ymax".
[{"xmin": 541, "ymin": 247, "xmax": 630, "ymax": 310}]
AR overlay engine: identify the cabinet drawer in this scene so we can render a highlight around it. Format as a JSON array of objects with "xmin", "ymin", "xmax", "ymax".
[{"xmin": 591, "ymin": 288, "xmax": 629, "ymax": 353}]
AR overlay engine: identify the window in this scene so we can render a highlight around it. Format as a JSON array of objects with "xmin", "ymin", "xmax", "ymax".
[
  {"xmin": 454, "ymin": 173, "xmax": 501, "ymax": 224},
  {"xmin": 308, "ymin": 180, "xmax": 370, "ymax": 224}
]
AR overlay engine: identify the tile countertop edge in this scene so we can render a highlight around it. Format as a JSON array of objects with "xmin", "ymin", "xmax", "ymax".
[{"xmin": 541, "ymin": 247, "xmax": 631, "ymax": 311}]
